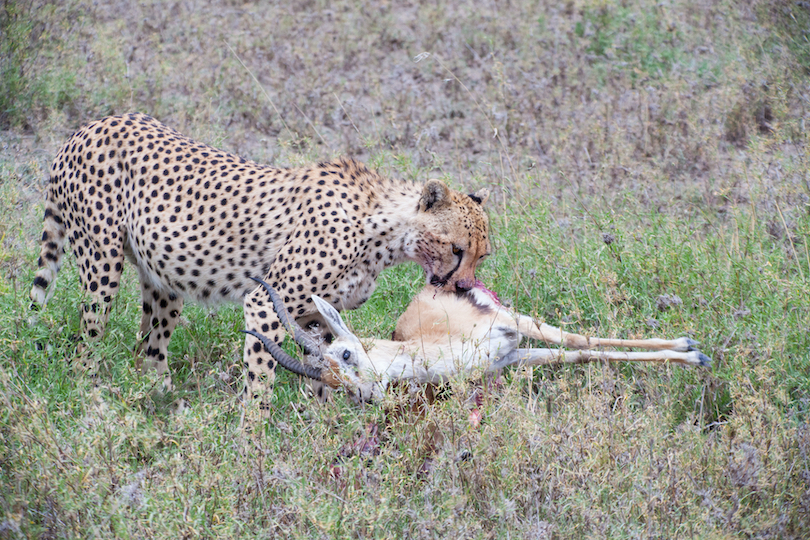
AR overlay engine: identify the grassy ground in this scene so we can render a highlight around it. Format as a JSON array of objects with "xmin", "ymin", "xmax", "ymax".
[{"xmin": 1, "ymin": 0, "xmax": 810, "ymax": 537}]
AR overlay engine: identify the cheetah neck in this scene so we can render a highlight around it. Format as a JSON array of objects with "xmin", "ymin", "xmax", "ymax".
[
  {"xmin": 362, "ymin": 181, "xmax": 425, "ymax": 267},
  {"xmin": 327, "ymin": 181, "xmax": 425, "ymax": 311}
]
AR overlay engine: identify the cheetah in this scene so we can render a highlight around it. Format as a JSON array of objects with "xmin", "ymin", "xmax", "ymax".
[{"xmin": 30, "ymin": 113, "xmax": 491, "ymax": 403}]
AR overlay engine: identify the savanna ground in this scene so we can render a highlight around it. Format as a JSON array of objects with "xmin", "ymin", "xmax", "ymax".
[{"xmin": 1, "ymin": 0, "xmax": 810, "ymax": 538}]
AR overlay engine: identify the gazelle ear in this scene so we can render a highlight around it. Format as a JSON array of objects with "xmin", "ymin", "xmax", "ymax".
[
  {"xmin": 312, "ymin": 295, "xmax": 354, "ymax": 339},
  {"xmin": 419, "ymin": 179, "xmax": 451, "ymax": 212},
  {"xmin": 469, "ymin": 188, "xmax": 489, "ymax": 205}
]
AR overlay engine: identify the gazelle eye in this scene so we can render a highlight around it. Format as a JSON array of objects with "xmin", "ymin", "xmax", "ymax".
[
  {"xmin": 342, "ymin": 350, "xmax": 351, "ymax": 361},
  {"xmin": 452, "ymin": 245, "xmax": 463, "ymax": 256}
]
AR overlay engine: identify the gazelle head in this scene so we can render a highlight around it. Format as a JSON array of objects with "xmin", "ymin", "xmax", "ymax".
[{"xmin": 244, "ymin": 278, "xmax": 383, "ymax": 403}]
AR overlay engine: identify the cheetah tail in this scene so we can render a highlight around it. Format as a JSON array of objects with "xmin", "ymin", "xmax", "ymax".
[{"xmin": 30, "ymin": 189, "xmax": 66, "ymax": 309}]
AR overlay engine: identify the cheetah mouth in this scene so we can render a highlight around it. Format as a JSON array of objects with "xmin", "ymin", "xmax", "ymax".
[
  {"xmin": 428, "ymin": 271, "xmax": 459, "ymax": 292},
  {"xmin": 428, "ymin": 273, "xmax": 447, "ymax": 289},
  {"xmin": 423, "ymin": 251, "xmax": 462, "ymax": 291}
]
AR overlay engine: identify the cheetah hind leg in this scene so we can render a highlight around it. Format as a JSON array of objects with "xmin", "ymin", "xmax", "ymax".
[
  {"xmin": 135, "ymin": 278, "xmax": 184, "ymax": 392},
  {"xmin": 72, "ymin": 242, "xmax": 125, "ymax": 375},
  {"xmin": 75, "ymin": 299, "xmax": 113, "ymax": 373}
]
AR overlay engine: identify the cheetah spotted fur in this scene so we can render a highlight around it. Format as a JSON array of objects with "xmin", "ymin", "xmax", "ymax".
[{"xmin": 30, "ymin": 113, "xmax": 491, "ymax": 404}]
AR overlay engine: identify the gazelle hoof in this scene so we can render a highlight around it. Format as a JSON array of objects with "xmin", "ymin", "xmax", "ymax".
[{"xmin": 673, "ymin": 337, "xmax": 700, "ymax": 352}]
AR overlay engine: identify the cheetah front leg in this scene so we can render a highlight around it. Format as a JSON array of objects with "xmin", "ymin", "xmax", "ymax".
[
  {"xmin": 136, "ymin": 278, "xmax": 184, "ymax": 391},
  {"xmin": 242, "ymin": 270, "xmax": 336, "ymax": 412},
  {"xmin": 289, "ymin": 312, "xmax": 335, "ymax": 403},
  {"xmin": 242, "ymin": 285, "xmax": 286, "ymax": 411}
]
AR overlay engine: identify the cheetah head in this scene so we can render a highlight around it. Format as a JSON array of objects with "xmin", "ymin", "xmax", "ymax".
[{"xmin": 410, "ymin": 180, "xmax": 491, "ymax": 293}]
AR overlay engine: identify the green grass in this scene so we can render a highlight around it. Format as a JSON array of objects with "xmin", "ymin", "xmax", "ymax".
[
  {"xmin": 2, "ymin": 201, "xmax": 808, "ymax": 537},
  {"xmin": 2, "ymin": 0, "xmax": 810, "ymax": 537}
]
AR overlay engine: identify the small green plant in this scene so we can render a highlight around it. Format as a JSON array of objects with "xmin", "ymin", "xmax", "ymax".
[
  {"xmin": 0, "ymin": 1, "xmax": 35, "ymax": 127},
  {"xmin": 576, "ymin": 3, "xmax": 684, "ymax": 83},
  {"xmin": 763, "ymin": 0, "xmax": 810, "ymax": 74}
]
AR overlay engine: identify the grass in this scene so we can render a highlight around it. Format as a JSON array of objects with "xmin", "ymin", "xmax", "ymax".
[{"xmin": 2, "ymin": 0, "xmax": 810, "ymax": 537}]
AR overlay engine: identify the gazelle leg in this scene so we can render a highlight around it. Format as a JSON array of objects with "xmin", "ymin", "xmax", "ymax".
[
  {"xmin": 516, "ymin": 316, "xmax": 699, "ymax": 352},
  {"xmin": 489, "ymin": 347, "xmax": 711, "ymax": 371}
]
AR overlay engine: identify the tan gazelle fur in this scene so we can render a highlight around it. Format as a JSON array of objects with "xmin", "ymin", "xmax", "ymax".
[{"xmin": 246, "ymin": 280, "xmax": 710, "ymax": 403}]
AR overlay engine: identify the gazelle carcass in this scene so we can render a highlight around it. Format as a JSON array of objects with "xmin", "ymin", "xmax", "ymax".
[{"xmin": 244, "ymin": 278, "xmax": 711, "ymax": 403}]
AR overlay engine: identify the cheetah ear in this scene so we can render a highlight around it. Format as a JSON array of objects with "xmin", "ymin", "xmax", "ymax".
[
  {"xmin": 468, "ymin": 188, "xmax": 489, "ymax": 206},
  {"xmin": 419, "ymin": 179, "xmax": 451, "ymax": 212}
]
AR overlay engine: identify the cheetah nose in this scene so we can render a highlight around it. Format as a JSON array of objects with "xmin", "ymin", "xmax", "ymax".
[{"xmin": 455, "ymin": 279, "xmax": 474, "ymax": 292}]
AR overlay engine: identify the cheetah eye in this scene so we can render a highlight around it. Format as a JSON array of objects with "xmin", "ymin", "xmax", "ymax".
[
  {"xmin": 342, "ymin": 350, "xmax": 351, "ymax": 361},
  {"xmin": 452, "ymin": 245, "xmax": 463, "ymax": 256}
]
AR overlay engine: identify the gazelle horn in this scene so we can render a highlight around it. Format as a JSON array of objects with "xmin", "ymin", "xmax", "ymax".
[
  {"xmin": 242, "ymin": 329, "xmax": 324, "ymax": 382},
  {"xmin": 250, "ymin": 277, "xmax": 321, "ymax": 356}
]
